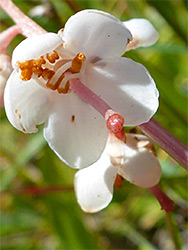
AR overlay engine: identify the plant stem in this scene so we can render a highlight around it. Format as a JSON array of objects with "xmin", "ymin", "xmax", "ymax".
[
  {"xmin": 0, "ymin": 0, "xmax": 46, "ymax": 37},
  {"xmin": 0, "ymin": 25, "xmax": 21, "ymax": 53},
  {"xmin": 148, "ymin": 185, "xmax": 174, "ymax": 213},
  {"xmin": 139, "ymin": 119, "xmax": 188, "ymax": 170},
  {"xmin": 70, "ymin": 78, "xmax": 111, "ymax": 117}
]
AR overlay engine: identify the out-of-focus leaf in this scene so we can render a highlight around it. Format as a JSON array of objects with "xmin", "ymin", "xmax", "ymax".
[
  {"xmin": 104, "ymin": 219, "xmax": 158, "ymax": 250},
  {"xmin": 146, "ymin": 0, "xmax": 187, "ymax": 43},
  {"xmin": 37, "ymin": 148, "xmax": 101, "ymax": 249},
  {"xmin": 165, "ymin": 213, "xmax": 183, "ymax": 250},
  {"xmin": 1, "ymin": 131, "xmax": 46, "ymax": 190}
]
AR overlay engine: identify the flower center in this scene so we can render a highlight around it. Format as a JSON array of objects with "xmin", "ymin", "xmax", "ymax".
[{"xmin": 18, "ymin": 50, "xmax": 85, "ymax": 94}]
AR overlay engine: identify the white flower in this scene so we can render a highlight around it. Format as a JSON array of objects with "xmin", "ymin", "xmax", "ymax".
[
  {"xmin": 75, "ymin": 132, "xmax": 162, "ymax": 213},
  {"xmin": 4, "ymin": 9, "xmax": 159, "ymax": 169}
]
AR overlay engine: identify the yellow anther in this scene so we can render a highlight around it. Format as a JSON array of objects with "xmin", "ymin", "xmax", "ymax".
[
  {"xmin": 35, "ymin": 57, "xmax": 46, "ymax": 67},
  {"xmin": 20, "ymin": 68, "xmax": 33, "ymax": 81},
  {"xmin": 46, "ymin": 50, "xmax": 59, "ymax": 64},
  {"xmin": 71, "ymin": 53, "xmax": 85, "ymax": 73},
  {"xmin": 19, "ymin": 60, "xmax": 34, "ymax": 70},
  {"xmin": 19, "ymin": 56, "xmax": 46, "ymax": 81}
]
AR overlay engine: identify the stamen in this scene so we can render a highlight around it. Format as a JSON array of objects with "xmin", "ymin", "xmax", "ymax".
[
  {"xmin": 70, "ymin": 53, "xmax": 85, "ymax": 73},
  {"xmin": 41, "ymin": 68, "xmax": 55, "ymax": 80},
  {"xmin": 19, "ymin": 56, "xmax": 46, "ymax": 81},
  {"xmin": 58, "ymin": 80, "xmax": 70, "ymax": 94},
  {"xmin": 58, "ymin": 73, "xmax": 80, "ymax": 90},
  {"xmin": 20, "ymin": 68, "xmax": 32, "ymax": 81},
  {"xmin": 54, "ymin": 59, "xmax": 72, "ymax": 71},
  {"xmin": 46, "ymin": 61, "xmax": 72, "ymax": 90},
  {"xmin": 18, "ymin": 51, "xmax": 86, "ymax": 94},
  {"xmin": 46, "ymin": 50, "xmax": 59, "ymax": 63}
]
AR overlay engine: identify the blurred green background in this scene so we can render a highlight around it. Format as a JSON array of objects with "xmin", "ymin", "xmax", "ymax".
[{"xmin": 0, "ymin": 0, "xmax": 187, "ymax": 249}]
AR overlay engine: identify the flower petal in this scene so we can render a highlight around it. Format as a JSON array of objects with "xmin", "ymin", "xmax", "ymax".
[
  {"xmin": 61, "ymin": 9, "xmax": 132, "ymax": 59},
  {"xmin": 0, "ymin": 54, "xmax": 13, "ymax": 106},
  {"xmin": 118, "ymin": 134, "xmax": 161, "ymax": 188},
  {"xmin": 82, "ymin": 57, "xmax": 159, "ymax": 126},
  {"xmin": 12, "ymin": 33, "xmax": 62, "ymax": 67},
  {"xmin": 75, "ymin": 154, "xmax": 117, "ymax": 212},
  {"xmin": 4, "ymin": 70, "xmax": 53, "ymax": 133},
  {"xmin": 43, "ymin": 92, "xmax": 108, "ymax": 169},
  {"xmin": 124, "ymin": 18, "xmax": 159, "ymax": 50}
]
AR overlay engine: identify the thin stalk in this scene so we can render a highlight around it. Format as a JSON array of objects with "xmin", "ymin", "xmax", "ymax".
[
  {"xmin": 165, "ymin": 213, "xmax": 182, "ymax": 250},
  {"xmin": 148, "ymin": 185, "xmax": 174, "ymax": 213},
  {"xmin": 0, "ymin": 25, "xmax": 21, "ymax": 53},
  {"xmin": 0, "ymin": 0, "xmax": 46, "ymax": 37},
  {"xmin": 70, "ymin": 78, "xmax": 111, "ymax": 117},
  {"xmin": 139, "ymin": 119, "xmax": 188, "ymax": 170}
]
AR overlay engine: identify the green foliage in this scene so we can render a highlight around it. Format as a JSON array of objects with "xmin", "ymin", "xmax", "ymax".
[{"xmin": 0, "ymin": 0, "xmax": 187, "ymax": 249}]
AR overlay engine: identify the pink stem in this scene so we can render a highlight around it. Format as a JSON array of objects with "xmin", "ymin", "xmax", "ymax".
[
  {"xmin": 0, "ymin": 0, "xmax": 46, "ymax": 37},
  {"xmin": 148, "ymin": 185, "xmax": 174, "ymax": 213},
  {"xmin": 0, "ymin": 25, "xmax": 21, "ymax": 53},
  {"xmin": 139, "ymin": 119, "xmax": 188, "ymax": 170},
  {"xmin": 70, "ymin": 78, "xmax": 111, "ymax": 117}
]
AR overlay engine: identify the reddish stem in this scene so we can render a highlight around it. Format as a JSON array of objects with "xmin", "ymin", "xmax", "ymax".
[
  {"xmin": 139, "ymin": 119, "xmax": 188, "ymax": 170},
  {"xmin": 70, "ymin": 79, "xmax": 126, "ymax": 140},
  {"xmin": 148, "ymin": 185, "xmax": 174, "ymax": 213},
  {"xmin": 0, "ymin": 25, "xmax": 21, "ymax": 53},
  {"xmin": 0, "ymin": 0, "xmax": 46, "ymax": 37},
  {"xmin": 70, "ymin": 78, "xmax": 111, "ymax": 117}
]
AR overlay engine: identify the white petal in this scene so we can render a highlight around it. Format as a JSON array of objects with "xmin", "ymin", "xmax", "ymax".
[
  {"xmin": 12, "ymin": 33, "xmax": 62, "ymax": 67},
  {"xmin": 43, "ymin": 92, "xmax": 108, "ymax": 169},
  {"xmin": 4, "ymin": 70, "xmax": 53, "ymax": 133},
  {"xmin": 75, "ymin": 154, "xmax": 117, "ymax": 213},
  {"xmin": 118, "ymin": 134, "xmax": 161, "ymax": 188},
  {"xmin": 62, "ymin": 9, "xmax": 132, "ymax": 59},
  {"xmin": 124, "ymin": 18, "xmax": 159, "ymax": 49},
  {"xmin": 105, "ymin": 131, "xmax": 127, "ymax": 166},
  {"xmin": 0, "ymin": 54, "xmax": 12, "ymax": 95},
  {"xmin": 82, "ymin": 57, "xmax": 159, "ymax": 126}
]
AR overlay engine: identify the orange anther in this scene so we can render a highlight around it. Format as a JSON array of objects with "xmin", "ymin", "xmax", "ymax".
[
  {"xmin": 19, "ymin": 60, "xmax": 34, "ymax": 70},
  {"xmin": 20, "ymin": 68, "xmax": 32, "ymax": 81},
  {"xmin": 46, "ymin": 51, "xmax": 59, "ymax": 63},
  {"xmin": 35, "ymin": 56, "xmax": 46, "ymax": 67},
  {"xmin": 114, "ymin": 174, "xmax": 124, "ymax": 187},
  {"xmin": 71, "ymin": 53, "xmax": 85, "ymax": 73},
  {"xmin": 57, "ymin": 80, "xmax": 70, "ymax": 94}
]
